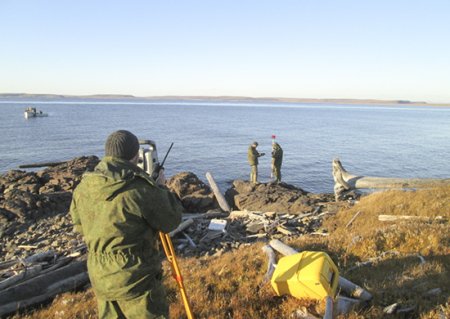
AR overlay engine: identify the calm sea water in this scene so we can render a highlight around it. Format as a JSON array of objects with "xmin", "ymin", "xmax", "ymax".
[{"xmin": 0, "ymin": 98, "xmax": 449, "ymax": 193}]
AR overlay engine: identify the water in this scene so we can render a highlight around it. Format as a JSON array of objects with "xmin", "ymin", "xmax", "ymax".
[{"xmin": 1, "ymin": 98, "xmax": 449, "ymax": 193}]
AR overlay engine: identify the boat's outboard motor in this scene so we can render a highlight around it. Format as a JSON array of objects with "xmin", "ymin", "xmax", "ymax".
[{"xmin": 137, "ymin": 140, "xmax": 160, "ymax": 178}]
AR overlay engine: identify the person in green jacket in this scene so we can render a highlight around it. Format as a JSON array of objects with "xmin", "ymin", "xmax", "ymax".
[
  {"xmin": 247, "ymin": 141, "xmax": 265, "ymax": 184},
  {"xmin": 70, "ymin": 130, "xmax": 183, "ymax": 319},
  {"xmin": 271, "ymin": 141, "xmax": 283, "ymax": 183}
]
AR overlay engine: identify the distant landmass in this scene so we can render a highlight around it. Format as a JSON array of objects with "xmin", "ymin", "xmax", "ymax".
[{"xmin": 0, "ymin": 93, "xmax": 449, "ymax": 107}]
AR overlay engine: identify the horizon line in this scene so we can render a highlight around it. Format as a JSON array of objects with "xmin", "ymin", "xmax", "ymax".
[{"xmin": 1, "ymin": 92, "xmax": 449, "ymax": 106}]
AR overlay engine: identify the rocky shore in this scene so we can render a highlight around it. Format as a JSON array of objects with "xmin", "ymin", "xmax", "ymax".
[
  {"xmin": 0, "ymin": 157, "xmax": 99, "ymax": 262},
  {"xmin": 0, "ymin": 156, "xmax": 350, "ymax": 263},
  {"xmin": 2, "ymin": 157, "xmax": 447, "ymax": 319}
]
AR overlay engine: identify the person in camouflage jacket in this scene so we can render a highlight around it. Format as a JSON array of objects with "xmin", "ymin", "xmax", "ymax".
[
  {"xmin": 70, "ymin": 130, "xmax": 183, "ymax": 319},
  {"xmin": 247, "ymin": 141, "xmax": 265, "ymax": 184},
  {"xmin": 271, "ymin": 142, "xmax": 283, "ymax": 183}
]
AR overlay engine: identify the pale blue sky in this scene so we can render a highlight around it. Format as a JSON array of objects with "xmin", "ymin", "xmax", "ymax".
[{"xmin": 1, "ymin": 0, "xmax": 449, "ymax": 103}]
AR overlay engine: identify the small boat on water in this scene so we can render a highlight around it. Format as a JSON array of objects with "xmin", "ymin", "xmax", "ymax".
[{"xmin": 24, "ymin": 107, "xmax": 48, "ymax": 119}]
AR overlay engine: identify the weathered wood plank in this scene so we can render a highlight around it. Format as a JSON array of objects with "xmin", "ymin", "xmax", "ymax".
[
  {"xmin": 206, "ymin": 172, "xmax": 231, "ymax": 212},
  {"xmin": 378, "ymin": 214, "xmax": 444, "ymax": 222}
]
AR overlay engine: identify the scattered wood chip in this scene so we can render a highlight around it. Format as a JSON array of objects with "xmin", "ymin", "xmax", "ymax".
[
  {"xmin": 383, "ymin": 303, "xmax": 398, "ymax": 314},
  {"xmin": 18, "ymin": 245, "xmax": 38, "ymax": 250},
  {"xmin": 276, "ymin": 225, "xmax": 295, "ymax": 236},
  {"xmin": 246, "ymin": 221, "xmax": 265, "ymax": 233},
  {"xmin": 309, "ymin": 232, "xmax": 329, "ymax": 236},
  {"xmin": 245, "ymin": 234, "xmax": 266, "ymax": 239}
]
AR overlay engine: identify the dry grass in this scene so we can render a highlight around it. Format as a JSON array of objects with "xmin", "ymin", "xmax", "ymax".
[
  {"xmin": 10, "ymin": 290, "xmax": 97, "ymax": 319},
  {"xmin": 10, "ymin": 186, "xmax": 450, "ymax": 318},
  {"xmin": 323, "ymin": 186, "xmax": 449, "ymax": 259}
]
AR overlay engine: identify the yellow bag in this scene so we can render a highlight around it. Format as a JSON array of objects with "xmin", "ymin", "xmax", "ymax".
[{"xmin": 271, "ymin": 251, "xmax": 339, "ymax": 300}]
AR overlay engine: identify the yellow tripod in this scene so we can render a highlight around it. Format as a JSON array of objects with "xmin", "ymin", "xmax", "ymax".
[{"xmin": 159, "ymin": 232, "xmax": 194, "ymax": 319}]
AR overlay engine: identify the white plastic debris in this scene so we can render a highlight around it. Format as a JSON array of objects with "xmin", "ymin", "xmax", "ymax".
[{"xmin": 208, "ymin": 219, "xmax": 227, "ymax": 232}]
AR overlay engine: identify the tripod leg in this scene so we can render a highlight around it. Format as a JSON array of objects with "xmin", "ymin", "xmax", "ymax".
[{"xmin": 159, "ymin": 232, "xmax": 194, "ymax": 319}]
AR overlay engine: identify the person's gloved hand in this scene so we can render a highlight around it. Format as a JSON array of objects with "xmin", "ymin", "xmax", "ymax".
[{"xmin": 156, "ymin": 168, "xmax": 166, "ymax": 185}]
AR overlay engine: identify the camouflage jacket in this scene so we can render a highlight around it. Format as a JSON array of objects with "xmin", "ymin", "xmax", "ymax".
[
  {"xmin": 248, "ymin": 146, "xmax": 262, "ymax": 166},
  {"xmin": 70, "ymin": 157, "xmax": 183, "ymax": 300},
  {"xmin": 271, "ymin": 143, "xmax": 283, "ymax": 167}
]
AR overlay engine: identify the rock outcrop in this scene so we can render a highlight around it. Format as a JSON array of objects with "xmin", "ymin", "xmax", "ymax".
[
  {"xmin": 166, "ymin": 172, "xmax": 218, "ymax": 213},
  {"xmin": 0, "ymin": 156, "xmax": 99, "ymax": 224},
  {"xmin": 225, "ymin": 180, "xmax": 335, "ymax": 214},
  {"xmin": 0, "ymin": 156, "xmax": 99, "ymax": 262}
]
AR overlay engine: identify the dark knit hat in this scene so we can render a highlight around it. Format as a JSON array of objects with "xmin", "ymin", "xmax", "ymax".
[{"xmin": 105, "ymin": 130, "xmax": 140, "ymax": 160}]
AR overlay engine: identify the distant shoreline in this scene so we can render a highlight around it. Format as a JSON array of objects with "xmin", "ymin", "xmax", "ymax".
[{"xmin": 0, "ymin": 93, "xmax": 449, "ymax": 107}]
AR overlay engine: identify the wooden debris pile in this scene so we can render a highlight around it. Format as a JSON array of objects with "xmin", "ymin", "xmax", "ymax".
[
  {"xmin": 169, "ymin": 207, "xmax": 334, "ymax": 257},
  {"xmin": 165, "ymin": 174, "xmax": 340, "ymax": 257}
]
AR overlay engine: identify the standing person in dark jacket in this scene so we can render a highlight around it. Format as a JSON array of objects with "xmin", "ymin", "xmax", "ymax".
[
  {"xmin": 271, "ymin": 141, "xmax": 283, "ymax": 183},
  {"xmin": 70, "ymin": 130, "xmax": 183, "ymax": 319},
  {"xmin": 247, "ymin": 141, "xmax": 265, "ymax": 184}
]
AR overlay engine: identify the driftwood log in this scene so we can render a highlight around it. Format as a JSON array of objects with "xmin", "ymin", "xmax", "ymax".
[
  {"xmin": 169, "ymin": 219, "xmax": 194, "ymax": 237},
  {"xmin": 18, "ymin": 161, "xmax": 67, "ymax": 169},
  {"xmin": 378, "ymin": 215, "xmax": 445, "ymax": 222},
  {"xmin": 205, "ymin": 172, "xmax": 231, "ymax": 212},
  {"xmin": 0, "ymin": 265, "xmax": 43, "ymax": 290},
  {"xmin": 332, "ymin": 158, "xmax": 450, "ymax": 201},
  {"xmin": 261, "ymin": 245, "xmax": 276, "ymax": 284},
  {"xmin": 0, "ymin": 260, "xmax": 88, "ymax": 317}
]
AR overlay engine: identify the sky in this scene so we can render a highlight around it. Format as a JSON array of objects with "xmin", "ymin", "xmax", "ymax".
[{"xmin": 1, "ymin": 0, "xmax": 450, "ymax": 103}]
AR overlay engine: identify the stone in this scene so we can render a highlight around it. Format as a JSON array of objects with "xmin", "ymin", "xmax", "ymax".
[
  {"xmin": 166, "ymin": 172, "xmax": 218, "ymax": 213},
  {"xmin": 225, "ymin": 180, "xmax": 330, "ymax": 214}
]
